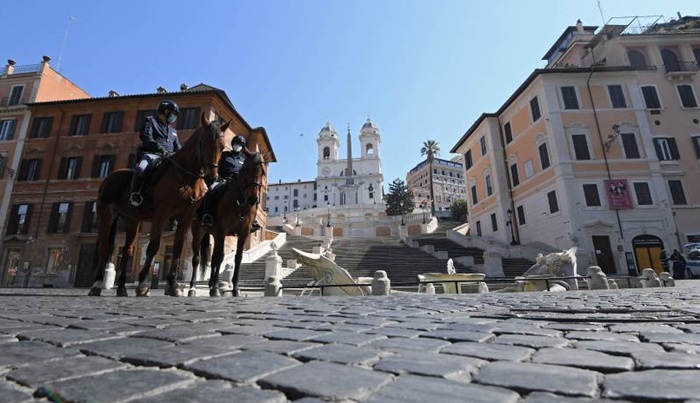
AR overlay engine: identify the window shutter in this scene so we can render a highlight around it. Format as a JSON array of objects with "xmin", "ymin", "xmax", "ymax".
[
  {"xmin": 653, "ymin": 139, "xmax": 663, "ymax": 160},
  {"xmin": 6, "ymin": 205, "xmax": 19, "ymax": 235},
  {"xmin": 58, "ymin": 158, "xmax": 67, "ymax": 179},
  {"xmin": 91, "ymin": 155, "xmax": 101, "ymax": 178},
  {"xmin": 75, "ymin": 157, "xmax": 83, "ymax": 178},
  {"xmin": 669, "ymin": 138, "xmax": 680, "ymax": 160},
  {"xmin": 100, "ymin": 112, "xmax": 109, "ymax": 133},
  {"xmin": 83, "ymin": 115, "xmax": 92, "ymax": 135},
  {"xmin": 108, "ymin": 155, "xmax": 116, "ymax": 174},
  {"xmin": 17, "ymin": 159, "xmax": 28, "ymax": 181},
  {"xmin": 48, "ymin": 203, "xmax": 59, "ymax": 234},
  {"xmin": 64, "ymin": 203, "xmax": 74, "ymax": 233},
  {"xmin": 693, "ymin": 137, "xmax": 700, "ymax": 158},
  {"xmin": 113, "ymin": 111, "xmax": 124, "ymax": 133},
  {"xmin": 34, "ymin": 160, "xmax": 42, "ymax": 181},
  {"xmin": 69, "ymin": 115, "xmax": 79, "ymax": 136}
]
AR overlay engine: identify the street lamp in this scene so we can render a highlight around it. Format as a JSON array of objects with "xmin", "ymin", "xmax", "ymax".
[
  {"xmin": 421, "ymin": 200, "xmax": 428, "ymax": 224},
  {"xmin": 505, "ymin": 208, "xmax": 519, "ymax": 246},
  {"xmin": 400, "ymin": 200, "xmax": 406, "ymax": 226},
  {"xmin": 326, "ymin": 203, "xmax": 331, "ymax": 227},
  {"xmin": 283, "ymin": 200, "xmax": 288, "ymax": 223}
]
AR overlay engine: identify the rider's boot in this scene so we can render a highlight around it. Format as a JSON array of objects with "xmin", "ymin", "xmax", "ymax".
[{"xmin": 129, "ymin": 172, "xmax": 145, "ymax": 207}]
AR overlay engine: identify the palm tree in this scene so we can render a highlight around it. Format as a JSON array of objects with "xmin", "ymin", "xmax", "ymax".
[{"xmin": 420, "ymin": 140, "xmax": 440, "ymax": 215}]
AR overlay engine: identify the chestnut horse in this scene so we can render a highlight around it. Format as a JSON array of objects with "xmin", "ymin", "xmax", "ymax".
[
  {"xmin": 88, "ymin": 114, "xmax": 228, "ymax": 297},
  {"xmin": 188, "ymin": 150, "xmax": 266, "ymax": 297}
]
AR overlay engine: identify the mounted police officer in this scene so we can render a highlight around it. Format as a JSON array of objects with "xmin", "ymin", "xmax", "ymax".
[
  {"xmin": 200, "ymin": 134, "xmax": 260, "ymax": 232},
  {"xmin": 129, "ymin": 100, "xmax": 181, "ymax": 207}
]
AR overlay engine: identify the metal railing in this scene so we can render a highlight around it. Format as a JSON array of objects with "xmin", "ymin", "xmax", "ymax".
[
  {"xmin": 664, "ymin": 61, "xmax": 699, "ymax": 74},
  {"xmin": 10, "ymin": 64, "xmax": 41, "ymax": 75},
  {"xmin": 1, "ymin": 96, "xmax": 29, "ymax": 107}
]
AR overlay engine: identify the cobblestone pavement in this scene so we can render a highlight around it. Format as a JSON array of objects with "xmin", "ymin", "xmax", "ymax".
[{"xmin": 1, "ymin": 284, "xmax": 700, "ymax": 402}]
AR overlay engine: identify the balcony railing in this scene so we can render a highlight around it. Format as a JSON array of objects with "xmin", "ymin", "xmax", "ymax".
[
  {"xmin": 1, "ymin": 95, "xmax": 29, "ymax": 107},
  {"xmin": 664, "ymin": 61, "xmax": 699, "ymax": 74},
  {"xmin": 10, "ymin": 64, "xmax": 41, "ymax": 75}
]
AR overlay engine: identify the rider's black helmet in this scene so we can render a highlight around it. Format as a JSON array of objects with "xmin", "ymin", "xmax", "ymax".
[
  {"xmin": 157, "ymin": 99, "xmax": 180, "ymax": 116},
  {"xmin": 231, "ymin": 135, "xmax": 246, "ymax": 148}
]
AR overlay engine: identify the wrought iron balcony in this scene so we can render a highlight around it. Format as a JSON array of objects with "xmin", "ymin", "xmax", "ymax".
[
  {"xmin": 1, "ymin": 95, "xmax": 29, "ymax": 107},
  {"xmin": 664, "ymin": 61, "xmax": 699, "ymax": 74}
]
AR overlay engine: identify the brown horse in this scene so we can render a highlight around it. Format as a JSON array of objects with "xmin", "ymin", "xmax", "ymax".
[
  {"xmin": 88, "ymin": 114, "xmax": 228, "ymax": 297},
  {"xmin": 188, "ymin": 150, "xmax": 266, "ymax": 297}
]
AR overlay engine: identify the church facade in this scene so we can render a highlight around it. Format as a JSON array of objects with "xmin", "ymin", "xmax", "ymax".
[{"xmin": 266, "ymin": 119, "xmax": 384, "ymax": 216}]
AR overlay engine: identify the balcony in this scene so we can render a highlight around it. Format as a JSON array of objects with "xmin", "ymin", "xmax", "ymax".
[
  {"xmin": 664, "ymin": 61, "xmax": 699, "ymax": 79},
  {"xmin": 10, "ymin": 64, "xmax": 41, "ymax": 75},
  {"xmin": 1, "ymin": 95, "xmax": 29, "ymax": 108}
]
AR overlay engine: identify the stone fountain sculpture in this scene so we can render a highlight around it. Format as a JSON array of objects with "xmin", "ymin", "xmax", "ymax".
[
  {"xmin": 514, "ymin": 247, "xmax": 579, "ymax": 292},
  {"xmin": 291, "ymin": 248, "xmax": 369, "ymax": 296}
]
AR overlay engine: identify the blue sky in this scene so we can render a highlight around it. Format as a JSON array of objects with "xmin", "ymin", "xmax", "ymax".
[{"xmin": 2, "ymin": 0, "xmax": 696, "ymax": 192}]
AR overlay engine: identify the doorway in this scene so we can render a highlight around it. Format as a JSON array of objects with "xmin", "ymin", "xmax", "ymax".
[
  {"xmin": 632, "ymin": 234, "xmax": 664, "ymax": 274},
  {"xmin": 2, "ymin": 248, "xmax": 21, "ymax": 286},
  {"xmin": 592, "ymin": 235, "xmax": 616, "ymax": 274},
  {"xmin": 74, "ymin": 243, "xmax": 96, "ymax": 287}
]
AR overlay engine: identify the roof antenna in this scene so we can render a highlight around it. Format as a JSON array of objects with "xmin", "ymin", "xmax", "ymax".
[
  {"xmin": 57, "ymin": 16, "xmax": 77, "ymax": 73},
  {"xmin": 596, "ymin": 0, "xmax": 606, "ymax": 26}
]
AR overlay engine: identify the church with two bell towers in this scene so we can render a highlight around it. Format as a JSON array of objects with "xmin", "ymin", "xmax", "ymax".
[{"xmin": 265, "ymin": 119, "xmax": 384, "ymax": 217}]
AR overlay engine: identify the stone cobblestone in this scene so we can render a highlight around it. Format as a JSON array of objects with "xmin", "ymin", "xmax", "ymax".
[{"xmin": 1, "ymin": 284, "xmax": 700, "ymax": 402}]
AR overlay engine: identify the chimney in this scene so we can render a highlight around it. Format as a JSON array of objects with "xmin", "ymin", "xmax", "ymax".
[
  {"xmin": 677, "ymin": 11, "xmax": 682, "ymax": 19},
  {"xmin": 576, "ymin": 19, "xmax": 584, "ymax": 33},
  {"xmin": 157, "ymin": 86, "xmax": 167, "ymax": 94},
  {"xmin": 180, "ymin": 83, "xmax": 188, "ymax": 91},
  {"xmin": 3, "ymin": 59, "xmax": 16, "ymax": 76},
  {"xmin": 108, "ymin": 90, "xmax": 119, "ymax": 97},
  {"xmin": 42, "ymin": 55, "xmax": 51, "ymax": 64}
]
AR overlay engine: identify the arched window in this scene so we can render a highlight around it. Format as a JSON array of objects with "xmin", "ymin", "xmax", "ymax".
[
  {"xmin": 661, "ymin": 48, "xmax": 681, "ymax": 72},
  {"xmin": 323, "ymin": 147, "xmax": 330, "ymax": 160},
  {"xmin": 365, "ymin": 143, "xmax": 374, "ymax": 156},
  {"xmin": 627, "ymin": 50, "xmax": 647, "ymax": 69}
]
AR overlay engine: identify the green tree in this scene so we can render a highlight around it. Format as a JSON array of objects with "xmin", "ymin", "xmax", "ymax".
[
  {"xmin": 420, "ymin": 140, "xmax": 440, "ymax": 215},
  {"xmin": 450, "ymin": 199, "xmax": 469, "ymax": 221},
  {"xmin": 384, "ymin": 178, "xmax": 414, "ymax": 216}
]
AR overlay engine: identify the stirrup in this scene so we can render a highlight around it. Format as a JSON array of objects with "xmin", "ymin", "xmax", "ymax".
[
  {"xmin": 201, "ymin": 213, "xmax": 214, "ymax": 226},
  {"xmin": 129, "ymin": 193, "xmax": 143, "ymax": 207}
]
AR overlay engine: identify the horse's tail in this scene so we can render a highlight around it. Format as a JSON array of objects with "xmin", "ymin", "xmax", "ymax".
[{"xmin": 200, "ymin": 233, "xmax": 211, "ymax": 275}]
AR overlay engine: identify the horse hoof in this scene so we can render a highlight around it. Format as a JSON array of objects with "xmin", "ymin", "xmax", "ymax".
[
  {"xmin": 168, "ymin": 288, "xmax": 184, "ymax": 297},
  {"xmin": 233, "ymin": 288, "xmax": 243, "ymax": 297},
  {"xmin": 188, "ymin": 289, "xmax": 197, "ymax": 297},
  {"xmin": 116, "ymin": 288, "xmax": 128, "ymax": 297},
  {"xmin": 88, "ymin": 288, "xmax": 102, "ymax": 297},
  {"xmin": 136, "ymin": 287, "xmax": 151, "ymax": 297},
  {"xmin": 209, "ymin": 289, "xmax": 221, "ymax": 297}
]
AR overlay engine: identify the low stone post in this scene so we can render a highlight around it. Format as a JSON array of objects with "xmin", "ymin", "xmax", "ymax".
[
  {"xmin": 103, "ymin": 263, "xmax": 116, "ymax": 290},
  {"xmin": 265, "ymin": 250, "xmax": 283, "ymax": 280},
  {"xmin": 483, "ymin": 249, "xmax": 505, "ymax": 277},
  {"xmin": 265, "ymin": 275, "xmax": 282, "ymax": 296},
  {"xmin": 659, "ymin": 272, "xmax": 676, "ymax": 287},
  {"xmin": 586, "ymin": 266, "xmax": 609, "ymax": 290},
  {"xmin": 424, "ymin": 283, "xmax": 435, "ymax": 295},
  {"xmin": 372, "ymin": 270, "xmax": 391, "ymax": 295}
]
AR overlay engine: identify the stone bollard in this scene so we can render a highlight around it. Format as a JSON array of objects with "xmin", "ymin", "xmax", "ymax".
[
  {"xmin": 424, "ymin": 283, "xmax": 435, "ymax": 295},
  {"xmin": 103, "ymin": 263, "xmax": 116, "ymax": 290},
  {"xmin": 639, "ymin": 268, "xmax": 661, "ymax": 288},
  {"xmin": 586, "ymin": 266, "xmax": 609, "ymax": 290},
  {"xmin": 265, "ymin": 276, "xmax": 282, "ymax": 297},
  {"xmin": 371, "ymin": 270, "xmax": 391, "ymax": 295},
  {"xmin": 608, "ymin": 279, "xmax": 618, "ymax": 289},
  {"xmin": 483, "ymin": 249, "xmax": 505, "ymax": 277},
  {"xmin": 478, "ymin": 282, "xmax": 489, "ymax": 293},
  {"xmin": 659, "ymin": 272, "xmax": 676, "ymax": 287},
  {"xmin": 265, "ymin": 251, "xmax": 283, "ymax": 280}
]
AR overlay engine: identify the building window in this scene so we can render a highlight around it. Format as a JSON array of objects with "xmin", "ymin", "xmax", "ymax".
[
  {"xmin": 471, "ymin": 185, "xmax": 478, "ymax": 205},
  {"xmin": 293, "ymin": 189, "xmax": 299, "ymax": 197},
  {"xmin": 91, "ymin": 155, "xmax": 116, "ymax": 178},
  {"xmin": 30, "ymin": 117, "xmax": 53, "ymax": 138},
  {"xmin": 509, "ymin": 163, "xmax": 520, "ymax": 187},
  {"xmin": 69, "ymin": 114, "xmax": 92, "ymax": 136},
  {"xmin": 530, "ymin": 96, "xmax": 541, "ymax": 122},
  {"xmin": 653, "ymin": 138, "xmax": 679, "ymax": 161},
  {"xmin": 7, "ymin": 85, "xmax": 24, "ymax": 106},
  {"xmin": 59, "ymin": 157, "xmax": 82, "ymax": 179},
  {"xmin": 668, "ymin": 180, "xmax": 687, "ymax": 205},
  {"xmin": 627, "ymin": 49, "xmax": 648, "ymax": 69},
  {"xmin": 464, "ymin": 150, "xmax": 473, "ymax": 169},
  {"xmin": 523, "ymin": 159, "xmax": 534, "ymax": 179},
  {"xmin": 692, "ymin": 136, "xmax": 700, "ymax": 158},
  {"xmin": 517, "ymin": 205, "xmax": 526, "ymax": 225},
  {"xmin": 480, "ymin": 136, "xmax": 487, "ymax": 156},
  {"xmin": 677, "ymin": 85, "xmax": 698, "ymax": 108},
  {"xmin": 504, "ymin": 122, "xmax": 513, "ymax": 143},
  {"xmin": 100, "ymin": 111, "xmax": 124, "ymax": 133},
  {"xmin": 177, "ymin": 107, "xmax": 201, "ymax": 130},
  {"xmin": 538, "ymin": 143, "xmax": 550, "ymax": 170},
  {"xmin": 0, "ymin": 119, "xmax": 16, "ymax": 140},
  {"xmin": 572, "ymin": 134, "xmax": 591, "ymax": 160},
  {"xmin": 661, "ymin": 48, "xmax": 681, "ymax": 72},
  {"xmin": 582, "ymin": 184, "xmax": 601, "ymax": 207},
  {"xmin": 490, "ymin": 213, "xmax": 498, "ymax": 232},
  {"xmin": 475, "ymin": 221, "xmax": 482, "ymax": 237},
  {"xmin": 6, "ymin": 204, "xmax": 32, "ymax": 235},
  {"xmin": 633, "ymin": 183, "xmax": 653, "ymax": 205},
  {"xmin": 293, "ymin": 199, "xmax": 299, "ymax": 208},
  {"xmin": 134, "ymin": 110, "xmax": 157, "ymax": 131},
  {"xmin": 641, "ymin": 86, "xmax": 661, "ymax": 109},
  {"xmin": 48, "ymin": 202, "xmax": 73, "ymax": 234},
  {"xmin": 485, "ymin": 174, "xmax": 493, "ymax": 196},
  {"xmin": 366, "ymin": 143, "xmax": 374, "ymax": 156},
  {"xmin": 547, "ymin": 190, "xmax": 559, "ymax": 214},
  {"xmin": 560, "ymin": 86, "xmax": 579, "ymax": 109},
  {"xmin": 608, "ymin": 85, "xmax": 627, "ymax": 108},
  {"xmin": 17, "ymin": 159, "xmax": 42, "ymax": 181},
  {"xmin": 620, "ymin": 133, "xmax": 640, "ymax": 159}
]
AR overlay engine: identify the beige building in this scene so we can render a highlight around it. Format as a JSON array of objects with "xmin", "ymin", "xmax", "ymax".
[
  {"xmin": 406, "ymin": 156, "xmax": 466, "ymax": 216},
  {"xmin": 451, "ymin": 15, "xmax": 700, "ymax": 275}
]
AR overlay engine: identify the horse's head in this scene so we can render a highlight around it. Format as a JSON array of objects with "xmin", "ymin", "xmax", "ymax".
[
  {"xmin": 240, "ymin": 150, "xmax": 266, "ymax": 207},
  {"xmin": 194, "ymin": 113, "xmax": 229, "ymax": 182}
]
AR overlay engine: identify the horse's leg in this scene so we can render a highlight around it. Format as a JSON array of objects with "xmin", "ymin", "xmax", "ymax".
[
  {"xmin": 88, "ymin": 207, "xmax": 117, "ymax": 296},
  {"xmin": 165, "ymin": 214, "xmax": 191, "ymax": 297},
  {"xmin": 136, "ymin": 223, "xmax": 164, "ymax": 297},
  {"xmin": 116, "ymin": 219, "xmax": 140, "ymax": 297},
  {"xmin": 209, "ymin": 229, "xmax": 226, "ymax": 297},
  {"xmin": 231, "ymin": 230, "xmax": 249, "ymax": 297},
  {"xmin": 188, "ymin": 222, "xmax": 201, "ymax": 297}
]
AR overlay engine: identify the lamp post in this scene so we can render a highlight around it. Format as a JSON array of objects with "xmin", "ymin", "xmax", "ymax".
[
  {"xmin": 400, "ymin": 200, "xmax": 406, "ymax": 226},
  {"xmin": 505, "ymin": 208, "xmax": 518, "ymax": 246},
  {"xmin": 421, "ymin": 200, "xmax": 428, "ymax": 224},
  {"xmin": 326, "ymin": 203, "xmax": 331, "ymax": 227},
  {"xmin": 283, "ymin": 200, "xmax": 288, "ymax": 223}
]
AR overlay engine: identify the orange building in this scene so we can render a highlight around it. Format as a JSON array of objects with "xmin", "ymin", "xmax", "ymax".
[
  {"xmin": 451, "ymin": 16, "xmax": 700, "ymax": 276},
  {"xmin": 1, "ymin": 83, "xmax": 274, "ymax": 287}
]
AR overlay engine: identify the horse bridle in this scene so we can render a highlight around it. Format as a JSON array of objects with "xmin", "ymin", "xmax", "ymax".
[
  {"xmin": 235, "ymin": 153, "xmax": 265, "ymax": 207},
  {"xmin": 169, "ymin": 123, "xmax": 224, "ymax": 180}
]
